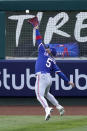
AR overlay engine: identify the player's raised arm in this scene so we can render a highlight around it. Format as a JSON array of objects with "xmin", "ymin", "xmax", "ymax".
[
  {"xmin": 28, "ymin": 17, "xmax": 45, "ymax": 53},
  {"xmin": 35, "ymin": 27, "xmax": 43, "ymax": 47},
  {"xmin": 35, "ymin": 27, "xmax": 46, "ymax": 53}
]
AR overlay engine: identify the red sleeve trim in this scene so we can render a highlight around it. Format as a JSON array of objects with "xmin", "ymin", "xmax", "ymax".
[{"xmin": 36, "ymin": 35, "xmax": 42, "ymax": 40}]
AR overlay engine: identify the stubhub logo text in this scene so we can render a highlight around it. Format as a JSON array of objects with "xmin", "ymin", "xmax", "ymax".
[{"xmin": 0, "ymin": 68, "xmax": 87, "ymax": 91}]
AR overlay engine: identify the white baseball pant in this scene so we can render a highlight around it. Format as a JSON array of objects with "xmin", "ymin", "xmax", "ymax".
[{"xmin": 35, "ymin": 72, "xmax": 59, "ymax": 109}]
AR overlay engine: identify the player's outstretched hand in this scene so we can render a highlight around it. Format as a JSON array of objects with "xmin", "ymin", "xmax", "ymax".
[{"xmin": 68, "ymin": 82, "xmax": 75, "ymax": 88}]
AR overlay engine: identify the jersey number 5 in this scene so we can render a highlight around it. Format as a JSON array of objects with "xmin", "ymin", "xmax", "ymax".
[{"xmin": 46, "ymin": 58, "xmax": 52, "ymax": 67}]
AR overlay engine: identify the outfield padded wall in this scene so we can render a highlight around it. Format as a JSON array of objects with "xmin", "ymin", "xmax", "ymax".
[
  {"xmin": 0, "ymin": 12, "xmax": 5, "ymax": 59},
  {"xmin": 0, "ymin": 0, "xmax": 87, "ymax": 59},
  {"xmin": 0, "ymin": 0, "xmax": 87, "ymax": 11}
]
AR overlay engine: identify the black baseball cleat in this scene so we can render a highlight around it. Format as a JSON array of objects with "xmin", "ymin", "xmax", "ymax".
[{"xmin": 28, "ymin": 17, "xmax": 39, "ymax": 27}]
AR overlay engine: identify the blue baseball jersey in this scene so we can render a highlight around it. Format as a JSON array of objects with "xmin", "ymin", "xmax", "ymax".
[{"xmin": 35, "ymin": 43, "xmax": 61, "ymax": 74}]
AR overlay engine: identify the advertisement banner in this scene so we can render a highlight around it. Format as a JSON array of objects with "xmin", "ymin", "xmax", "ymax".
[
  {"xmin": 6, "ymin": 11, "xmax": 87, "ymax": 57},
  {"xmin": 0, "ymin": 60, "xmax": 87, "ymax": 97},
  {"xmin": 47, "ymin": 43, "xmax": 79, "ymax": 57}
]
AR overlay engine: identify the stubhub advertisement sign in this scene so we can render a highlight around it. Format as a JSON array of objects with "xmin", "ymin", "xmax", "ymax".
[{"xmin": 0, "ymin": 60, "xmax": 87, "ymax": 97}]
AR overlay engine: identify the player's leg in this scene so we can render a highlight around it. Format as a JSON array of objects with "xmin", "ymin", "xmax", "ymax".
[
  {"xmin": 45, "ymin": 87, "xmax": 65, "ymax": 116},
  {"xmin": 45, "ymin": 86, "xmax": 59, "ymax": 107},
  {"xmin": 46, "ymin": 91, "xmax": 59, "ymax": 106},
  {"xmin": 35, "ymin": 74, "xmax": 49, "ymax": 109},
  {"xmin": 35, "ymin": 74, "xmax": 53, "ymax": 120},
  {"xmin": 44, "ymin": 75, "xmax": 60, "ymax": 109}
]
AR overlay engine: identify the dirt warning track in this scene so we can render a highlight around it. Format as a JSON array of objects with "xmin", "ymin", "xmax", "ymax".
[{"xmin": 0, "ymin": 106, "xmax": 87, "ymax": 115}]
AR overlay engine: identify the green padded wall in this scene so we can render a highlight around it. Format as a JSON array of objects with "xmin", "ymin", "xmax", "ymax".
[{"xmin": 0, "ymin": 11, "xmax": 5, "ymax": 59}]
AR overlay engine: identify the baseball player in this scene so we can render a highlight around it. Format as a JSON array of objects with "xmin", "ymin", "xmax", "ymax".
[{"xmin": 28, "ymin": 17, "xmax": 74, "ymax": 121}]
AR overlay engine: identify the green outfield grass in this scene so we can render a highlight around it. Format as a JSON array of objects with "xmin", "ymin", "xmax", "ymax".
[{"xmin": 0, "ymin": 116, "xmax": 87, "ymax": 131}]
